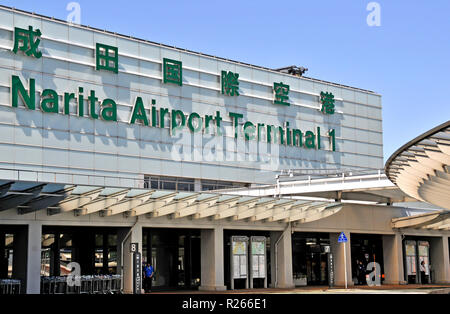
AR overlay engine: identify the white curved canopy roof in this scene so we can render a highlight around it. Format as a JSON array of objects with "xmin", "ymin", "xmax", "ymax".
[
  {"xmin": 0, "ymin": 179, "xmax": 342, "ymax": 224},
  {"xmin": 385, "ymin": 120, "xmax": 450, "ymax": 210}
]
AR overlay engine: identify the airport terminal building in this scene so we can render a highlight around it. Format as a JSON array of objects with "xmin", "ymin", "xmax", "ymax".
[{"xmin": 0, "ymin": 6, "xmax": 448, "ymax": 294}]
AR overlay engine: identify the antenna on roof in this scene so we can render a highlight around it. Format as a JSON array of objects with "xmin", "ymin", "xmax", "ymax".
[{"xmin": 274, "ymin": 65, "xmax": 308, "ymax": 77}]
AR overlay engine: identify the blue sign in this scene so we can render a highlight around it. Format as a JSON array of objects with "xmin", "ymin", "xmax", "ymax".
[{"xmin": 338, "ymin": 232, "xmax": 348, "ymax": 243}]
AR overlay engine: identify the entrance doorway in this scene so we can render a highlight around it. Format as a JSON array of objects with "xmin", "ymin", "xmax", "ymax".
[
  {"xmin": 350, "ymin": 234, "xmax": 385, "ymax": 285},
  {"xmin": 143, "ymin": 228, "xmax": 200, "ymax": 291},
  {"xmin": 403, "ymin": 237, "xmax": 432, "ymax": 284},
  {"xmin": 0, "ymin": 225, "xmax": 28, "ymax": 294},
  {"xmin": 41, "ymin": 226, "xmax": 122, "ymax": 276},
  {"xmin": 292, "ymin": 233, "xmax": 330, "ymax": 286}
]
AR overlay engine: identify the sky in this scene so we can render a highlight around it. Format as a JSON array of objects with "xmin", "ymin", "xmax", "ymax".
[{"xmin": 1, "ymin": 0, "xmax": 449, "ymax": 164}]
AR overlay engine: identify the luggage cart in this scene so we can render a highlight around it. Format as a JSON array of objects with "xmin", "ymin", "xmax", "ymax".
[
  {"xmin": 92, "ymin": 276, "xmax": 103, "ymax": 294},
  {"xmin": 80, "ymin": 275, "xmax": 93, "ymax": 294},
  {"xmin": 110, "ymin": 275, "xmax": 122, "ymax": 294},
  {"xmin": 66, "ymin": 275, "xmax": 81, "ymax": 294},
  {"xmin": 0, "ymin": 279, "xmax": 21, "ymax": 294},
  {"xmin": 102, "ymin": 276, "xmax": 112, "ymax": 294},
  {"xmin": 54, "ymin": 276, "xmax": 67, "ymax": 294},
  {"xmin": 40, "ymin": 276, "xmax": 55, "ymax": 294}
]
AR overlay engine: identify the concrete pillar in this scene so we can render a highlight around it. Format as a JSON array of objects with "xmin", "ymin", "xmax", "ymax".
[
  {"xmin": 199, "ymin": 227, "xmax": 226, "ymax": 291},
  {"xmin": 382, "ymin": 233, "xmax": 406, "ymax": 284},
  {"xmin": 270, "ymin": 227, "xmax": 294, "ymax": 289},
  {"xmin": 122, "ymin": 223, "xmax": 142, "ymax": 294},
  {"xmin": 429, "ymin": 236, "xmax": 450, "ymax": 284},
  {"xmin": 330, "ymin": 231, "xmax": 353, "ymax": 287},
  {"xmin": 15, "ymin": 222, "xmax": 42, "ymax": 294},
  {"xmin": 270, "ymin": 231, "xmax": 281, "ymax": 288},
  {"xmin": 194, "ymin": 179, "xmax": 202, "ymax": 192}
]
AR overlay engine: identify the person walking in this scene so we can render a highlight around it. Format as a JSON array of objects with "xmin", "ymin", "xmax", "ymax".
[
  {"xmin": 420, "ymin": 260, "xmax": 426, "ymax": 284},
  {"xmin": 143, "ymin": 262, "xmax": 154, "ymax": 293},
  {"xmin": 358, "ymin": 260, "xmax": 366, "ymax": 285}
]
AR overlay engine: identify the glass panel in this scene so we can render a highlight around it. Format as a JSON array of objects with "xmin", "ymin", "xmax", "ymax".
[
  {"xmin": 108, "ymin": 234, "xmax": 117, "ymax": 247},
  {"xmin": 95, "ymin": 234, "xmax": 103, "ymax": 247},
  {"xmin": 40, "ymin": 248, "xmax": 51, "ymax": 276},
  {"xmin": 42, "ymin": 234, "xmax": 55, "ymax": 247},
  {"xmin": 95, "ymin": 248, "xmax": 103, "ymax": 274},
  {"xmin": 108, "ymin": 249, "xmax": 117, "ymax": 274},
  {"xmin": 60, "ymin": 248, "xmax": 72, "ymax": 275},
  {"xmin": 178, "ymin": 247, "xmax": 185, "ymax": 287},
  {"xmin": 60, "ymin": 234, "xmax": 72, "ymax": 247},
  {"xmin": 162, "ymin": 181, "xmax": 176, "ymax": 190}
]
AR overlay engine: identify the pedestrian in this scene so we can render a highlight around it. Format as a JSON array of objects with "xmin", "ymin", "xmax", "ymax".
[
  {"xmin": 420, "ymin": 260, "xmax": 426, "ymax": 284},
  {"xmin": 358, "ymin": 260, "xmax": 366, "ymax": 285},
  {"xmin": 143, "ymin": 262, "xmax": 154, "ymax": 293}
]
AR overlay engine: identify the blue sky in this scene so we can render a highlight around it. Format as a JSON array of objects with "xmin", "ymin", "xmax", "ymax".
[{"xmin": 2, "ymin": 0, "xmax": 449, "ymax": 164}]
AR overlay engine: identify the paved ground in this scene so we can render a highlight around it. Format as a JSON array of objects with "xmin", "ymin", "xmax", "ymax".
[{"xmin": 149, "ymin": 284, "xmax": 450, "ymax": 294}]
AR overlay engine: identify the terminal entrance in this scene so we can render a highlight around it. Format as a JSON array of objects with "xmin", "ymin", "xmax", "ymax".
[
  {"xmin": 292, "ymin": 232, "xmax": 330, "ymax": 286},
  {"xmin": 40, "ymin": 226, "xmax": 123, "ymax": 276},
  {"xmin": 350, "ymin": 234, "xmax": 385, "ymax": 285},
  {"xmin": 403, "ymin": 237, "xmax": 432, "ymax": 284},
  {"xmin": 143, "ymin": 228, "xmax": 201, "ymax": 291},
  {"xmin": 0, "ymin": 225, "xmax": 27, "ymax": 294}
]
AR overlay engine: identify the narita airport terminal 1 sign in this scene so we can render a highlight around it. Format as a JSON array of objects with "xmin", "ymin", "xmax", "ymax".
[
  {"xmin": 11, "ymin": 75, "xmax": 336, "ymax": 152},
  {"xmin": 9, "ymin": 24, "xmax": 338, "ymax": 152}
]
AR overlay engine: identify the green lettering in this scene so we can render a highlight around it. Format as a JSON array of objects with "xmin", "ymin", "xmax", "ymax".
[
  {"xmin": 205, "ymin": 115, "xmax": 214, "ymax": 133},
  {"xmin": 40, "ymin": 89, "xmax": 59, "ymax": 113},
  {"xmin": 317, "ymin": 127, "xmax": 321, "ymax": 150},
  {"xmin": 11, "ymin": 75, "xmax": 35, "ymax": 109},
  {"xmin": 101, "ymin": 99, "xmax": 117, "ymax": 121},
  {"xmin": 229, "ymin": 112, "xmax": 243, "ymax": 138},
  {"xmin": 151, "ymin": 99, "xmax": 157, "ymax": 127},
  {"xmin": 257, "ymin": 123, "xmax": 265, "ymax": 141},
  {"xmin": 292, "ymin": 129, "xmax": 303, "ymax": 147},
  {"xmin": 188, "ymin": 112, "xmax": 202, "ymax": 133},
  {"xmin": 215, "ymin": 111, "xmax": 222, "ymax": 136},
  {"xmin": 278, "ymin": 126, "xmax": 285, "ymax": 145},
  {"xmin": 130, "ymin": 97, "xmax": 149, "ymax": 125},
  {"xmin": 171, "ymin": 109, "xmax": 186, "ymax": 135},
  {"xmin": 305, "ymin": 131, "xmax": 315, "ymax": 149},
  {"xmin": 160, "ymin": 108, "xmax": 169, "ymax": 128},
  {"xmin": 89, "ymin": 90, "xmax": 98, "ymax": 119},
  {"xmin": 244, "ymin": 121, "xmax": 255, "ymax": 140},
  {"xmin": 78, "ymin": 87, "xmax": 84, "ymax": 117},
  {"xmin": 64, "ymin": 92, "xmax": 75, "ymax": 115}
]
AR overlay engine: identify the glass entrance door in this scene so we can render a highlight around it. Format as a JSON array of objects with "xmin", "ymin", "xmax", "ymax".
[
  {"xmin": 144, "ymin": 228, "xmax": 200, "ymax": 290},
  {"xmin": 306, "ymin": 252, "xmax": 328, "ymax": 285}
]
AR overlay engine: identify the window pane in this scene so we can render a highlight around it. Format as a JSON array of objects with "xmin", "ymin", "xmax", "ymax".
[{"xmin": 108, "ymin": 234, "xmax": 117, "ymax": 247}]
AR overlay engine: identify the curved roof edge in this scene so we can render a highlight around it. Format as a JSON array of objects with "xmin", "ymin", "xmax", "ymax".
[{"xmin": 385, "ymin": 120, "xmax": 450, "ymax": 176}]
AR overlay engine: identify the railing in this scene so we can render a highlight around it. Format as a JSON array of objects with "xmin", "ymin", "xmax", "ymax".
[{"xmin": 0, "ymin": 167, "xmax": 145, "ymax": 189}]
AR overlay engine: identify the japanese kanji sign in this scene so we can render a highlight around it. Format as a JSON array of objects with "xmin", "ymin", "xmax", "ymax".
[
  {"xmin": 96, "ymin": 43, "xmax": 118, "ymax": 74},
  {"xmin": 320, "ymin": 91, "xmax": 335, "ymax": 114},
  {"xmin": 221, "ymin": 71, "xmax": 239, "ymax": 96},
  {"xmin": 163, "ymin": 58, "xmax": 182, "ymax": 86},
  {"xmin": 273, "ymin": 82, "xmax": 290, "ymax": 106},
  {"xmin": 12, "ymin": 25, "xmax": 42, "ymax": 59}
]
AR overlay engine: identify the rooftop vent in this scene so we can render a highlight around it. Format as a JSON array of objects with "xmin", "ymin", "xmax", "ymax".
[{"xmin": 274, "ymin": 65, "xmax": 308, "ymax": 77}]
